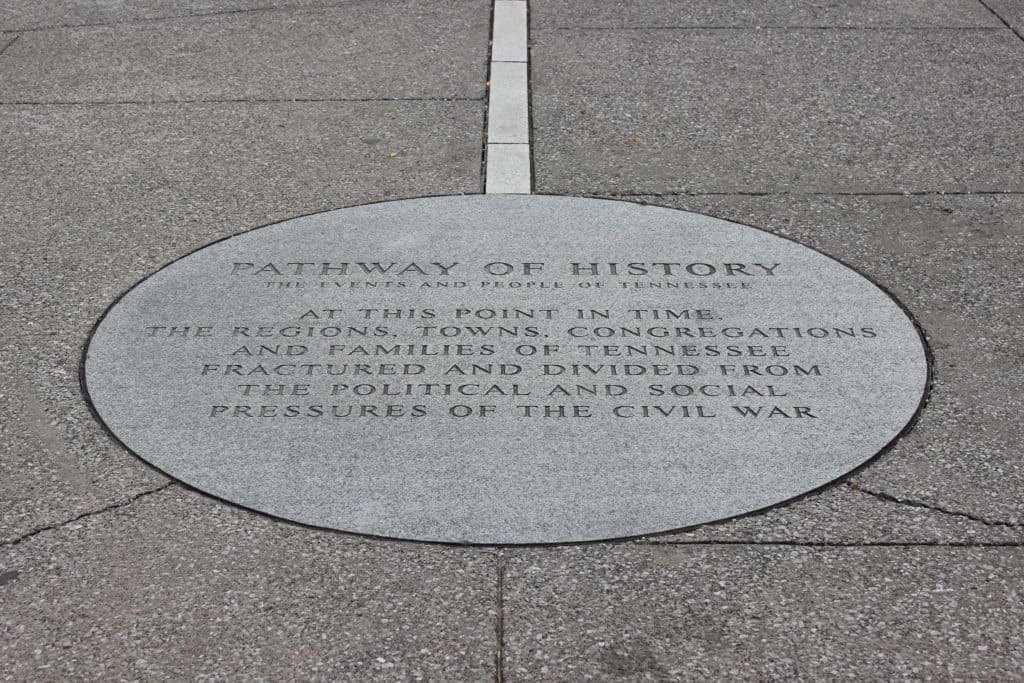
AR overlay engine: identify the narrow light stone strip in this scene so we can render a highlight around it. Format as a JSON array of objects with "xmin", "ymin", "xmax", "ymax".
[
  {"xmin": 485, "ymin": 144, "xmax": 531, "ymax": 194},
  {"xmin": 487, "ymin": 62, "xmax": 529, "ymax": 143},
  {"xmin": 491, "ymin": 0, "xmax": 528, "ymax": 62},
  {"xmin": 486, "ymin": 0, "xmax": 530, "ymax": 194}
]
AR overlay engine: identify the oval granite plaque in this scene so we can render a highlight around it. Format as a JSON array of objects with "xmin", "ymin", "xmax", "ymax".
[{"xmin": 84, "ymin": 195, "xmax": 928, "ymax": 543}]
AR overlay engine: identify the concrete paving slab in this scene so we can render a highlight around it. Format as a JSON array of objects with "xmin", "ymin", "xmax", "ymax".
[
  {"xmin": 0, "ymin": 333, "xmax": 169, "ymax": 546},
  {"xmin": 531, "ymin": 29, "xmax": 1024, "ymax": 194},
  {"xmin": 504, "ymin": 544, "xmax": 1024, "ymax": 680},
  {"xmin": 0, "ymin": 486, "xmax": 497, "ymax": 680},
  {"xmin": 615, "ymin": 194, "xmax": 1024, "ymax": 531},
  {"xmin": 0, "ymin": 1, "xmax": 489, "ymax": 102},
  {"xmin": 0, "ymin": 0, "xmax": 368, "ymax": 31},
  {"xmin": 531, "ymin": 0, "xmax": 1003, "ymax": 28},
  {"xmin": 0, "ymin": 100, "xmax": 482, "ymax": 541},
  {"xmin": 0, "ymin": 101, "xmax": 482, "ymax": 249}
]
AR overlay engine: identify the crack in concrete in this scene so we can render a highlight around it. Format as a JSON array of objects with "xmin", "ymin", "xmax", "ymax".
[
  {"xmin": 1, "ymin": 482, "xmax": 175, "ymax": 548},
  {"xmin": 495, "ymin": 549, "xmax": 506, "ymax": 683},
  {"xmin": 481, "ymin": 549, "xmax": 507, "ymax": 683},
  {"xmin": 975, "ymin": 0, "xmax": 1024, "ymax": 43},
  {"xmin": 0, "ymin": 33, "xmax": 19, "ymax": 58},
  {"xmin": 849, "ymin": 483, "xmax": 1021, "ymax": 529},
  {"xmin": 0, "ymin": 96, "xmax": 482, "ymax": 106}
]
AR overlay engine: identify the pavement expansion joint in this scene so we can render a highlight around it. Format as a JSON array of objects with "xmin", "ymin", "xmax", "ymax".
[
  {"xmin": 1, "ymin": 481, "xmax": 176, "ymax": 548},
  {"xmin": 849, "ymin": 484, "xmax": 1022, "ymax": 529},
  {"xmin": 473, "ymin": 549, "xmax": 507, "ymax": 682}
]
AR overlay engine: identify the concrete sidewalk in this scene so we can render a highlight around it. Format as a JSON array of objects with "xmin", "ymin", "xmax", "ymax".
[{"xmin": 1, "ymin": 0, "xmax": 1022, "ymax": 679}]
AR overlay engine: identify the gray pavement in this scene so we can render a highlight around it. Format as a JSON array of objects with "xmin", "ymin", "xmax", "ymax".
[{"xmin": 2, "ymin": 0, "xmax": 1023, "ymax": 679}]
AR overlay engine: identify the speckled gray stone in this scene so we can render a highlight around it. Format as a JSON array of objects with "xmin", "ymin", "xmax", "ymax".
[{"xmin": 84, "ymin": 195, "xmax": 927, "ymax": 543}]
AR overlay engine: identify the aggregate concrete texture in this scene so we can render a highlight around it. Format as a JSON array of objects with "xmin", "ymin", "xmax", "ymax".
[
  {"xmin": 0, "ymin": 487, "xmax": 497, "ymax": 680},
  {"xmin": 531, "ymin": 0, "xmax": 1004, "ymax": 28},
  {"xmin": 531, "ymin": 29, "xmax": 1024, "ymax": 194},
  {"xmin": 0, "ymin": 1, "xmax": 489, "ymax": 102},
  {"xmin": 503, "ymin": 544, "xmax": 1024, "ymax": 680},
  {"xmin": 666, "ymin": 483, "xmax": 1024, "ymax": 545},
  {"xmin": 0, "ymin": 0, "xmax": 375, "ymax": 31}
]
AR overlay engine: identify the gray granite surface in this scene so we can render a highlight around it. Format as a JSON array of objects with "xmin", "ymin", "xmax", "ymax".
[
  {"xmin": 0, "ymin": 487, "xmax": 497, "ymax": 680},
  {"xmin": 84, "ymin": 196, "xmax": 926, "ymax": 543}
]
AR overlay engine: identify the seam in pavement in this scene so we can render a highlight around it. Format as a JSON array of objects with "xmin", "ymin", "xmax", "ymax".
[
  {"xmin": 0, "ymin": 97, "xmax": 483, "ymax": 106},
  {"xmin": 538, "ymin": 26, "xmax": 1008, "ymax": 32},
  {"xmin": 482, "ymin": 549, "xmax": 506, "ymax": 683},
  {"xmin": 597, "ymin": 190, "xmax": 1024, "ymax": 198},
  {"xmin": 480, "ymin": 0, "xmax": 497, "ymax": 192},
  {"xmin": 849, "ymin": 484, "xmax": 1021, "ymax": 529},
  {"xmin": 1, "ymin": 482, "xmax": 175, "ymax": 548},
  {"xmin": 525, "ymin": 0, "xmax": 537, "ymax": 193},
  {"xmin": 975, "ymin": 0, "xmax": 1024, "ymax": 42},
  {"xmin": 0, "ymin": 33, "xmax": 18, "ymax": 59},
  {"xmin": 0, "ymin": 0, "xmax": 378, "ymax": 34}
]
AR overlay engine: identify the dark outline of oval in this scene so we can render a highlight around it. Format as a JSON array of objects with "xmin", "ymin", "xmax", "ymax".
[{"xmin": 78, "ymin": 193, "xmax": 934, "ymax": 547}]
